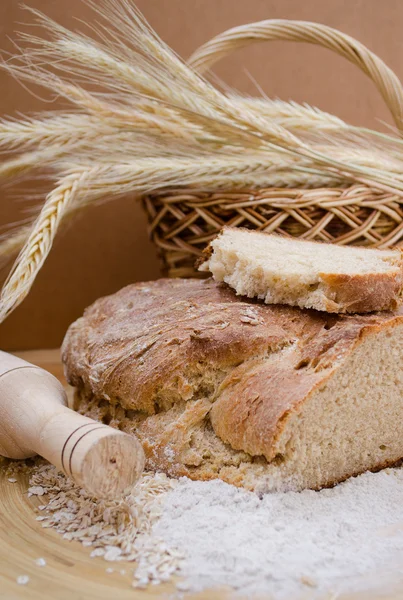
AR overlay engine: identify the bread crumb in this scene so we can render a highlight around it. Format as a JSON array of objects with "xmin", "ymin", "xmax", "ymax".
[
  {"xmin": 35, "ymin": 558, "xmax": 46, "ymax": 567},
  {"xmin": 164, "ymin": 446, "xmax": 175, "ymax": 462},
  {"xmin": 176, "ymin": 581, "xmax": 191, "ymax": 591},
  {"xmin": 16, "ymin": 575, "xmax": 29, "ymax": 585}
]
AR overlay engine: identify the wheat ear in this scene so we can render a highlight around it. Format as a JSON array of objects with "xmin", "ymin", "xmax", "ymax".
[
  {"xmin": 234, "ymin": 98, "xmax": 348, "ymax": 132},
  {"xmin": 0, "ymin": 114, "xmax": 112, "ymax": 150},
  {"xmin": 0, "ymin": 170, "xmax": 90, "ymax": 323}
]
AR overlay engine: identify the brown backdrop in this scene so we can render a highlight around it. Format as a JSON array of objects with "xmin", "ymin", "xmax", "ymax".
[{"xmin": 1, "ymin": 0, "xmax": 403, "ymax": 350}]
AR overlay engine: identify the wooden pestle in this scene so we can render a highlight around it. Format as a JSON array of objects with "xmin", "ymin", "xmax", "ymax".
[{"xmin": 0, "ymin": 351, "xmax": 145, "ymax": 499}]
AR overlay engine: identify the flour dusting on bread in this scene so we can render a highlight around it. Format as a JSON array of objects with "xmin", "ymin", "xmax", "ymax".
[{"xmin": 62, "ymin": 278, "xmax": 403, "ymax": 492}]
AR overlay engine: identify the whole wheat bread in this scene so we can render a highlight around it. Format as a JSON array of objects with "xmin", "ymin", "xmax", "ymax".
[
  {"xmin": 199, "ymin": 227, "xmax": 403, "ymax": 313},
  {"xmin": 62, "ymin": 279, "xmax": 403, "ymax": 493}
]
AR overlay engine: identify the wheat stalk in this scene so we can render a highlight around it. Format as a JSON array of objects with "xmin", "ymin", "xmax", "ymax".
[
  {"xmin": 0, "ymin": 170, "xmax": 91, "ymax": 322},
  {"xmin": 1, "ymin": 0, "xmax": 403, "ymax": 323},
  {"xmin": 234, "ymin": 98, "xmax": 349, "ymax": 132},
  {"xmin": 10, "ymin": 3, "xmax": 403, "ymax": 186},
  {"xmin": 9, "ymin": 5, "xmax": 305, "ymax": 149},
  {"xmin": 0, "ymin": 114, "xmax": 113, "ymax": 150},
  {"xmin": 47, "ymin": 34, "xmax": 355, "ymax": 139},
  {"xmin": 0, "ymin": 155, "xmax": 343, "ymax": 272},
  {"xmin": 54, "ymin": 155, "xmax": 351, "ymax": 201},
  {"xmin": 5, "ymin": 3, "xmax": 403, "ymax": 179}
]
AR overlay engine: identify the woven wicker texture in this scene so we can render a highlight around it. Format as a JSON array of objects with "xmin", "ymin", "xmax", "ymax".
[
  {"xmin": 143, "ymin": 20, "xmax": 403, "ymax": 277},
  {"xmin": 143, "ymin": 185, "xmax": 403, "ymax": 278}
]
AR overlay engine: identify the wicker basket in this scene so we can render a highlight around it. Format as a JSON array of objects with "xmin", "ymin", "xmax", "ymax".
[{"xmin": 142, "ymin": 20, "xmax": 403, "ymax": 278}]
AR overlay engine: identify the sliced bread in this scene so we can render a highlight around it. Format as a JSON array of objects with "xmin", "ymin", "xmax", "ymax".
[
  {"xmin": 62, "ymin": 278, "xmax": 403, "ymax": 493},
  {"xmin": 199, "ymin": 227, "xmax": 403, "ymax": 313}
]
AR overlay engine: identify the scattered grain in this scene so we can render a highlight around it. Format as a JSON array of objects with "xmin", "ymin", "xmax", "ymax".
[
  {"xmin": 28, "ymin": 486, "xmax": 45, "ymax": 497},
  {"xmin": 132, "ymin": 578, "xmax": 149, "ymax": 589},
  {"xmin": 301, "ymin": 575, "xmax": 317, "ymax": 588},
  {"xmin": 27, "ymin": 462, "xmax": 182, "ymax": 587}
]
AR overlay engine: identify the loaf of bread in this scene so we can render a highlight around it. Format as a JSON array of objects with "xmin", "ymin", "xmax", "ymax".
[
  {"xmin": 62, "ymin": 278, "xmax": 403, "ymax": 493},
  {"xmin": 199, "ymin": 227, "xmax": 403, "ymax": 313}
]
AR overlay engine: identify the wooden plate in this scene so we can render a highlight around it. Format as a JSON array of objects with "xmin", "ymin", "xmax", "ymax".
[
  {"xmin": 0, "ymin": 351, "xmax": 222, "ymax": 600},
  {"xmin": 0, "ymin": 350, "xmax": 400, "ymax": 600}
]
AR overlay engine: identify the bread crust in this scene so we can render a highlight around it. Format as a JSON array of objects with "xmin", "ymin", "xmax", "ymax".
[
  {"xmin": 62, "ymin": 278, "xmax": 322, "ymax": 413},
  {"xmin": 62, "ymin": 278, "xmax": 403, "ymax": 491},
  {"xmin": 211, "ymin": 315, "xmax": 403, "ymax": 461},
  {"xmin": 319, "ymin": 270, "xmax": 403, "ymax": 313},
  {"xmin": 73, "ymin": 385, "xmax": 403, "ymax": 493}
]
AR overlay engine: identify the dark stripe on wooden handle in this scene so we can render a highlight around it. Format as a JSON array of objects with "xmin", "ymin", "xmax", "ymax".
[
  {"xmin": 68, "ymin": 425, "xmax": 109, "ymax": 479},
  {"xmin": 61, "ymin": 422, "xmax": 99, "ymax": 475}
]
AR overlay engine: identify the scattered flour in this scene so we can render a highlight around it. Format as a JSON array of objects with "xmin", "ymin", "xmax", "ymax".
[
  {"xmin": 8, "ymin": 457, "xmax": 403, "ymax": 598},
  {"xmin": 154, "ymin": 468, "xmax": 403, "ymax": 599}
]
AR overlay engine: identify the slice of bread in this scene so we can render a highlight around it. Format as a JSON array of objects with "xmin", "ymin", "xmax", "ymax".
[
  {"xmin": 199, "ymin": 227, "xmax": 403, "ymax": 313},
  {"xmin": 62, "ymin": 278, "xmax": 403, "ymax": 493}
]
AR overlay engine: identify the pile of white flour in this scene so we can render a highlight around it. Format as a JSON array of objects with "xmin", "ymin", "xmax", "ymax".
[
  {"xmin": 154, "ymin": 468, "xmax": 403, "ymax": 598},
  {"xmin": 18, "ymin": 459, "xmax": 403, "ymax": 597}
]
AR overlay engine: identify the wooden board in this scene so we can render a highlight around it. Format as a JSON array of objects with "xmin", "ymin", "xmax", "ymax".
[
  {"xmin": 0, "ymin": 350, "xmax": 228, "ymax": 600},
  {"xmin": 0, "ymin": 350, "xmax": 401, "ymax": 600}
]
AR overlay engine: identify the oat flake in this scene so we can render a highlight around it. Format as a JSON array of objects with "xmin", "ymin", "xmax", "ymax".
[
  {"xmin": 27, "ymin": 462, "xmax": 182, "ymax": 588},
  {"xmin": 21, "ymin": 459, "xmax": 403, "ymax": 598}
]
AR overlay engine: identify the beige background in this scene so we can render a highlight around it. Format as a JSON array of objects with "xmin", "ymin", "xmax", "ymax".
[{"xmin": 1, "ymin": 0, "xmax": 403, "ymax": 350}]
